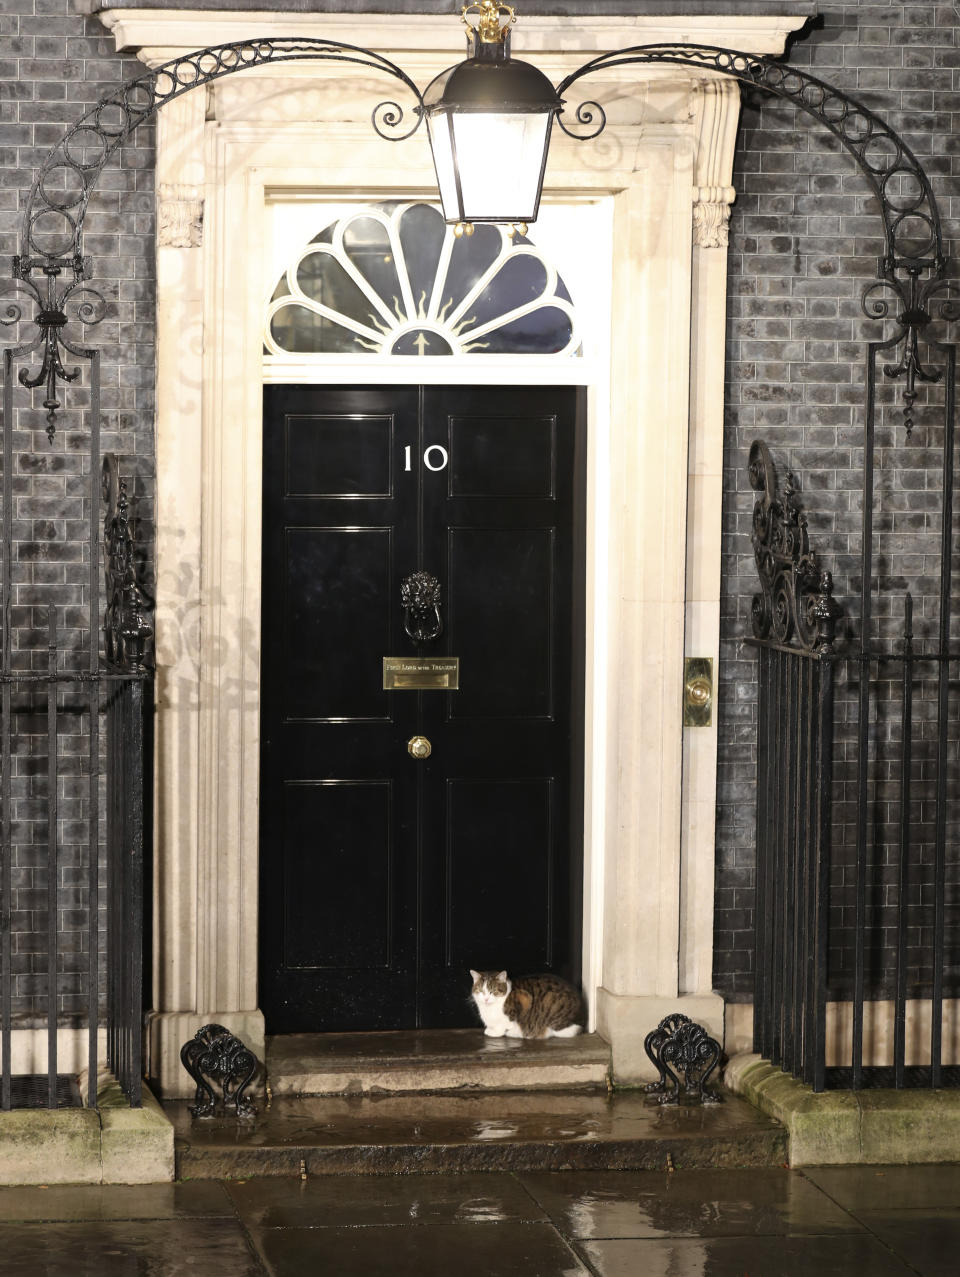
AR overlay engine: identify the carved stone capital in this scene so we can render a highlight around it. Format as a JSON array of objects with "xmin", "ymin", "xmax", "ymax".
[
  {"xmin": 691, "ymin": 76, "xmax": 740, "ymax": 250},
  {"xmin": 157, "ymin": 182, "xmax": 204, "ymax": 248},
  {"xmin": 693, "ymin": 186, "xmax": 736, "ymax": 249}
]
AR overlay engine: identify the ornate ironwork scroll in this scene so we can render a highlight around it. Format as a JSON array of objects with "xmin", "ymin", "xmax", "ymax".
[
  {"xmin": 644, "ymin": 1012, "xmax": 722, "ymax": 1105},
  {"xmin": 102, "ymin": 454, "xmax": 152, "ymax": 671},
  {"xmin": 860, "ymin": 268, "xmax": 960, "ymax": 436},
  {"xmin": 180, "ymin": 1023, "xmax": 258, "ymax": 1119},
  {"xmin": 1, "ymin": 268, "xmax": 105, "ymax": 439},
  {"xmin": 401, "ymin": 571, "xmax": 443, "ymax": 642},
  {"xmin": 749, "ymin": 440, "xmax": 839, "ymax": 654}
]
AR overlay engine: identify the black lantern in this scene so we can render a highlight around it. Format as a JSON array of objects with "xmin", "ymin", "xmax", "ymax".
[{"xmin": 422, "ymin": 1, "xmax": 563, "ymax": 229}]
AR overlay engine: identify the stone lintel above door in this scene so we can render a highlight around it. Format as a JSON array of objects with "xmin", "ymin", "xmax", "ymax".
[{"xmin": 98, "ymin": 7, "xmax": 813, "ymax": 66}]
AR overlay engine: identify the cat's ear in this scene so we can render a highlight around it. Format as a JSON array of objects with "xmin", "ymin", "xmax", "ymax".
[
  {"xmin": 469, "ymin": 969, "xmax": 479, "ymax": 982},
  {"xmin": 497, "ymin": 970, "xmax": 507, "ymax": 982}
]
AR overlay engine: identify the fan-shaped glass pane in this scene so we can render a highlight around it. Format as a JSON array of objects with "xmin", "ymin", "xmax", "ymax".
[
  {"xmin": 297, "ymin": 252, "xmax": 379, "ymax": 327},
  {"xmin": 265, "ymin": 201, "xmax": 579, "ymax": 358},
  {"xmin": 439, "ymin": 224, "xmax": 504, "ymax": 316},
  {"xmin": 342, "ymin": 216, "xmax": 402, "ymax": 309},
  {"xmin": 460, "ymin": 257, "xmax": 549, "ymax": 329},
  {"xmin": 397, "ymin": 204, "xmax": 446, "ymax": 310},
  {"xmin": 474, "ymin": 307, "xmax": 575, "ymax": 355},
  {"xmin": 270, "ymin": 307, "xmax": 365, "ymax": 355}
]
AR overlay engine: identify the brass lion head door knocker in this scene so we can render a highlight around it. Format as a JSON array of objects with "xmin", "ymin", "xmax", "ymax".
[{"xmin": 401, "ymin": 571, "xmax": 443, "ymax": 642}]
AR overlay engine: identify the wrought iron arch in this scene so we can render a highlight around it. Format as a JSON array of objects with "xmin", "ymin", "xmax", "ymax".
[
  {"xmin": 2, "ymin": 37, "xmax": 952, "ymax": 433},
  {"xmin": 556, "ymin": 43, "xmax": 943, "ymax": 274},
  {"xmin": 19, "ymin": 39, "xmax": 424, "ymax": 273},
  {"xmin": 4, "ymin": 37, "xmax": 426, "ymax": 434},
  {"xmin": 556, "ymin": 42, "xmax": 956, "ymax": 436}
]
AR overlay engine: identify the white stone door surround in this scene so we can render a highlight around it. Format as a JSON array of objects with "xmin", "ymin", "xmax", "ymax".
[{"xmin": 97, "ymin": 8, "xmax": 810, "ymax": 1095}]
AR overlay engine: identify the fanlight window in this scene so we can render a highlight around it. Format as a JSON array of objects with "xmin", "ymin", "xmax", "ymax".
[{"xmin": 265, "ymin": 202, "xmax": 580, "ymax": 358}]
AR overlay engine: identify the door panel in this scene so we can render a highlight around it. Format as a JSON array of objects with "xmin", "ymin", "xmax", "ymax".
[
  {"xmin": 447, "ymin": 414, "xmax": 557, "ymax": 498},
  {"xmin": 260, "ymin": 384, "xmax": 584, "ymax": 1032},
  {"xmin": 447, "ymin": 527, "xmax": 555, "ymax": 720},
  {"xmin": 444, "ymin": 777, "xmax": 554, "ymax": 970},
  {"xmin": 283, "ymin": 527, "xmax": 394, "ymax": 722},
  {"xmin": 284, "ymin": 413, "xmax": 395, "ymax": 498},
  {"xmin": 281, "ymin": 779, "xmax": 394, "ymax": 970}
]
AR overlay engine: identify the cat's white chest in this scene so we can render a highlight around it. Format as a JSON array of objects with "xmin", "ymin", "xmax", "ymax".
[{"xmin": 473, "ymin": 993, "xmax": 517, "ymax": 1038}]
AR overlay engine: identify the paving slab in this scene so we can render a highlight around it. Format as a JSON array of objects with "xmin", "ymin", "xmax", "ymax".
[
  {"xmin": 267, "ymin": 1028, "xmax": 611, "ymax": 1095},
  {"xmin": 169, "ymin": 1088, "xmax": 787, "ymax": 1178},
  {"xmin": 575, "ymin": 1233, "xmax": 917, "ymax": 1276},
  {"xmin": 851, "ymin": 1209, "xmax": 960, "ymax": 1277},
  {"xmin": 802, "ymin": 1163, "xmax": 960, "ymax": 1211},
  {"xmin": 250, "ymin": 1219, "xmax": 590, "ymax": 1276},
  {"xmin": 518, "ymin": 1165, "xmax": 858, "ymax": 1237},
  {"xmin": 225, "ymin": 1169, "xmax": 548, "ymax": 1227},
  {"xmin": 0, "ymin": 1218, "xmax": 263, "ymax": 1277}
]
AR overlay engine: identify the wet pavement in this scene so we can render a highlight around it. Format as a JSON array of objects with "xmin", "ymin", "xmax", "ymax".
[{"xmin": 0, "ymin": 1164, "xmax": 956, "ymax": 1274}]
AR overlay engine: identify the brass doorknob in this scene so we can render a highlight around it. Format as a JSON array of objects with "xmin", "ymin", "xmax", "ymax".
[{"xmin": 407, "ymin": 735, "xmax": 431, "ymax": 759}]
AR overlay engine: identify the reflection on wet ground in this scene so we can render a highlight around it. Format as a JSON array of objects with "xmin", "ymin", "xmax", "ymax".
[{"xmin": 0, "ymin": 1164, "xmax": 956, "ymax": 1274}]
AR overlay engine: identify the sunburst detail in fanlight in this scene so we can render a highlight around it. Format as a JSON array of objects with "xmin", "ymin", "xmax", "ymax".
[{"xmin": 265, "ymin": 202, "xmax": 580, "ymax": 358}]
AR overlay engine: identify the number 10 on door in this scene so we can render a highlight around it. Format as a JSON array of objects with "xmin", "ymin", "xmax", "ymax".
[{"xmin": 404, "ymin": 445, "xmax": 449, "ymax": 473}]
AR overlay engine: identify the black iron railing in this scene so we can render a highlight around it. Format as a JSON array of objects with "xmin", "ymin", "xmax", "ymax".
[
  {"xmin": 753, "ymin": 641, "xmax": 833, "ymax": 1092},
  {"xmin": 749, "ymin": 439, "xmax": 959, "ymax": 1091},
  {"xmin": 0, "ymin": 448, "xmax": 150, "ymax": 1109},
  {"xmin": 105, "ymin": 675, "xmax": 147, "ymax": 1106}
]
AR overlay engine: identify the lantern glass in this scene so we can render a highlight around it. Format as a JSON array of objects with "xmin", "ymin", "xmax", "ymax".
[
  {"xmin": 425, "ymin": 113, "xmax": 460, "ymax": 220},
  {"xmin": 431, "ymin": 110, "xmax": 553, "ymax": 224}
]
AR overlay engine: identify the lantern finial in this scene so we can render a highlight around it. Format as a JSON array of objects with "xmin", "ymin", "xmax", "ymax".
[{"xmin": 462, "ymin": 1, "xmax": 516, "ymax": 45}]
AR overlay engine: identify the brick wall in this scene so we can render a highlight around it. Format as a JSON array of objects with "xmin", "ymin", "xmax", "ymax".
[
  {"xmin": 714, "ymin": 2, "xmax": 960, "ymax": 1000},
  {"xmin": 1, "ymin": 0, "xmax": 154, "ymax": 1021}
]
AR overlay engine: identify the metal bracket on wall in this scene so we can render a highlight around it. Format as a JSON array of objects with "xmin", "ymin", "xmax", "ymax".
[{"xmin": 683, "ymin": 657, "xmax": 713, "ymax": 727}]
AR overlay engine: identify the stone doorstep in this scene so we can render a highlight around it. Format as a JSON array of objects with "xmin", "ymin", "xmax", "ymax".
[
  {"xmin": 169, "ymin": 1088, "xmax": 788, "ymax": 1179},
  {"xmin": 0, "ymin": 1072, "xmax": 174, "ymax": 1186},
  {"xmin": 266, "ymin": 1028, "xmax": 613, "ymax": 1097},
  {"xmin": 725, "ymin": 1052, "xmax": 960, "ymax": 1167}
]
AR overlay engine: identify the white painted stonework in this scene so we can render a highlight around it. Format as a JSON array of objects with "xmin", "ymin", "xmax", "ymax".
[
  {"xmin": 99, "ymin": 8, "xmax": 810, "ymax": 1095},
  {"xmin": 156, "ymin": 182, "xmax": 204, "ymax": 248}
]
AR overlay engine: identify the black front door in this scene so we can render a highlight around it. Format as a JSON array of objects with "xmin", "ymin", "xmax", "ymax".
[{"xmin": 259, "ymin": 384, "xmax": 585, "ymax": 1032}]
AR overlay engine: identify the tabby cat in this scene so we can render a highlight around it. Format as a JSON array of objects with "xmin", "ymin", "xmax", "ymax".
[{"xmin": 469, "ymin": 969, "xmax": 584, "ymax": 1040}]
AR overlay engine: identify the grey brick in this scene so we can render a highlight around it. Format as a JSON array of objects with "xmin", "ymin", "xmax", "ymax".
[
  {"xmin": 0, "ymin": 12, "xmax": 150, "ymax": 1018},
  {"xmin": 716, "ymin": 0, "xmax": 960, "ymax": 1001}
]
